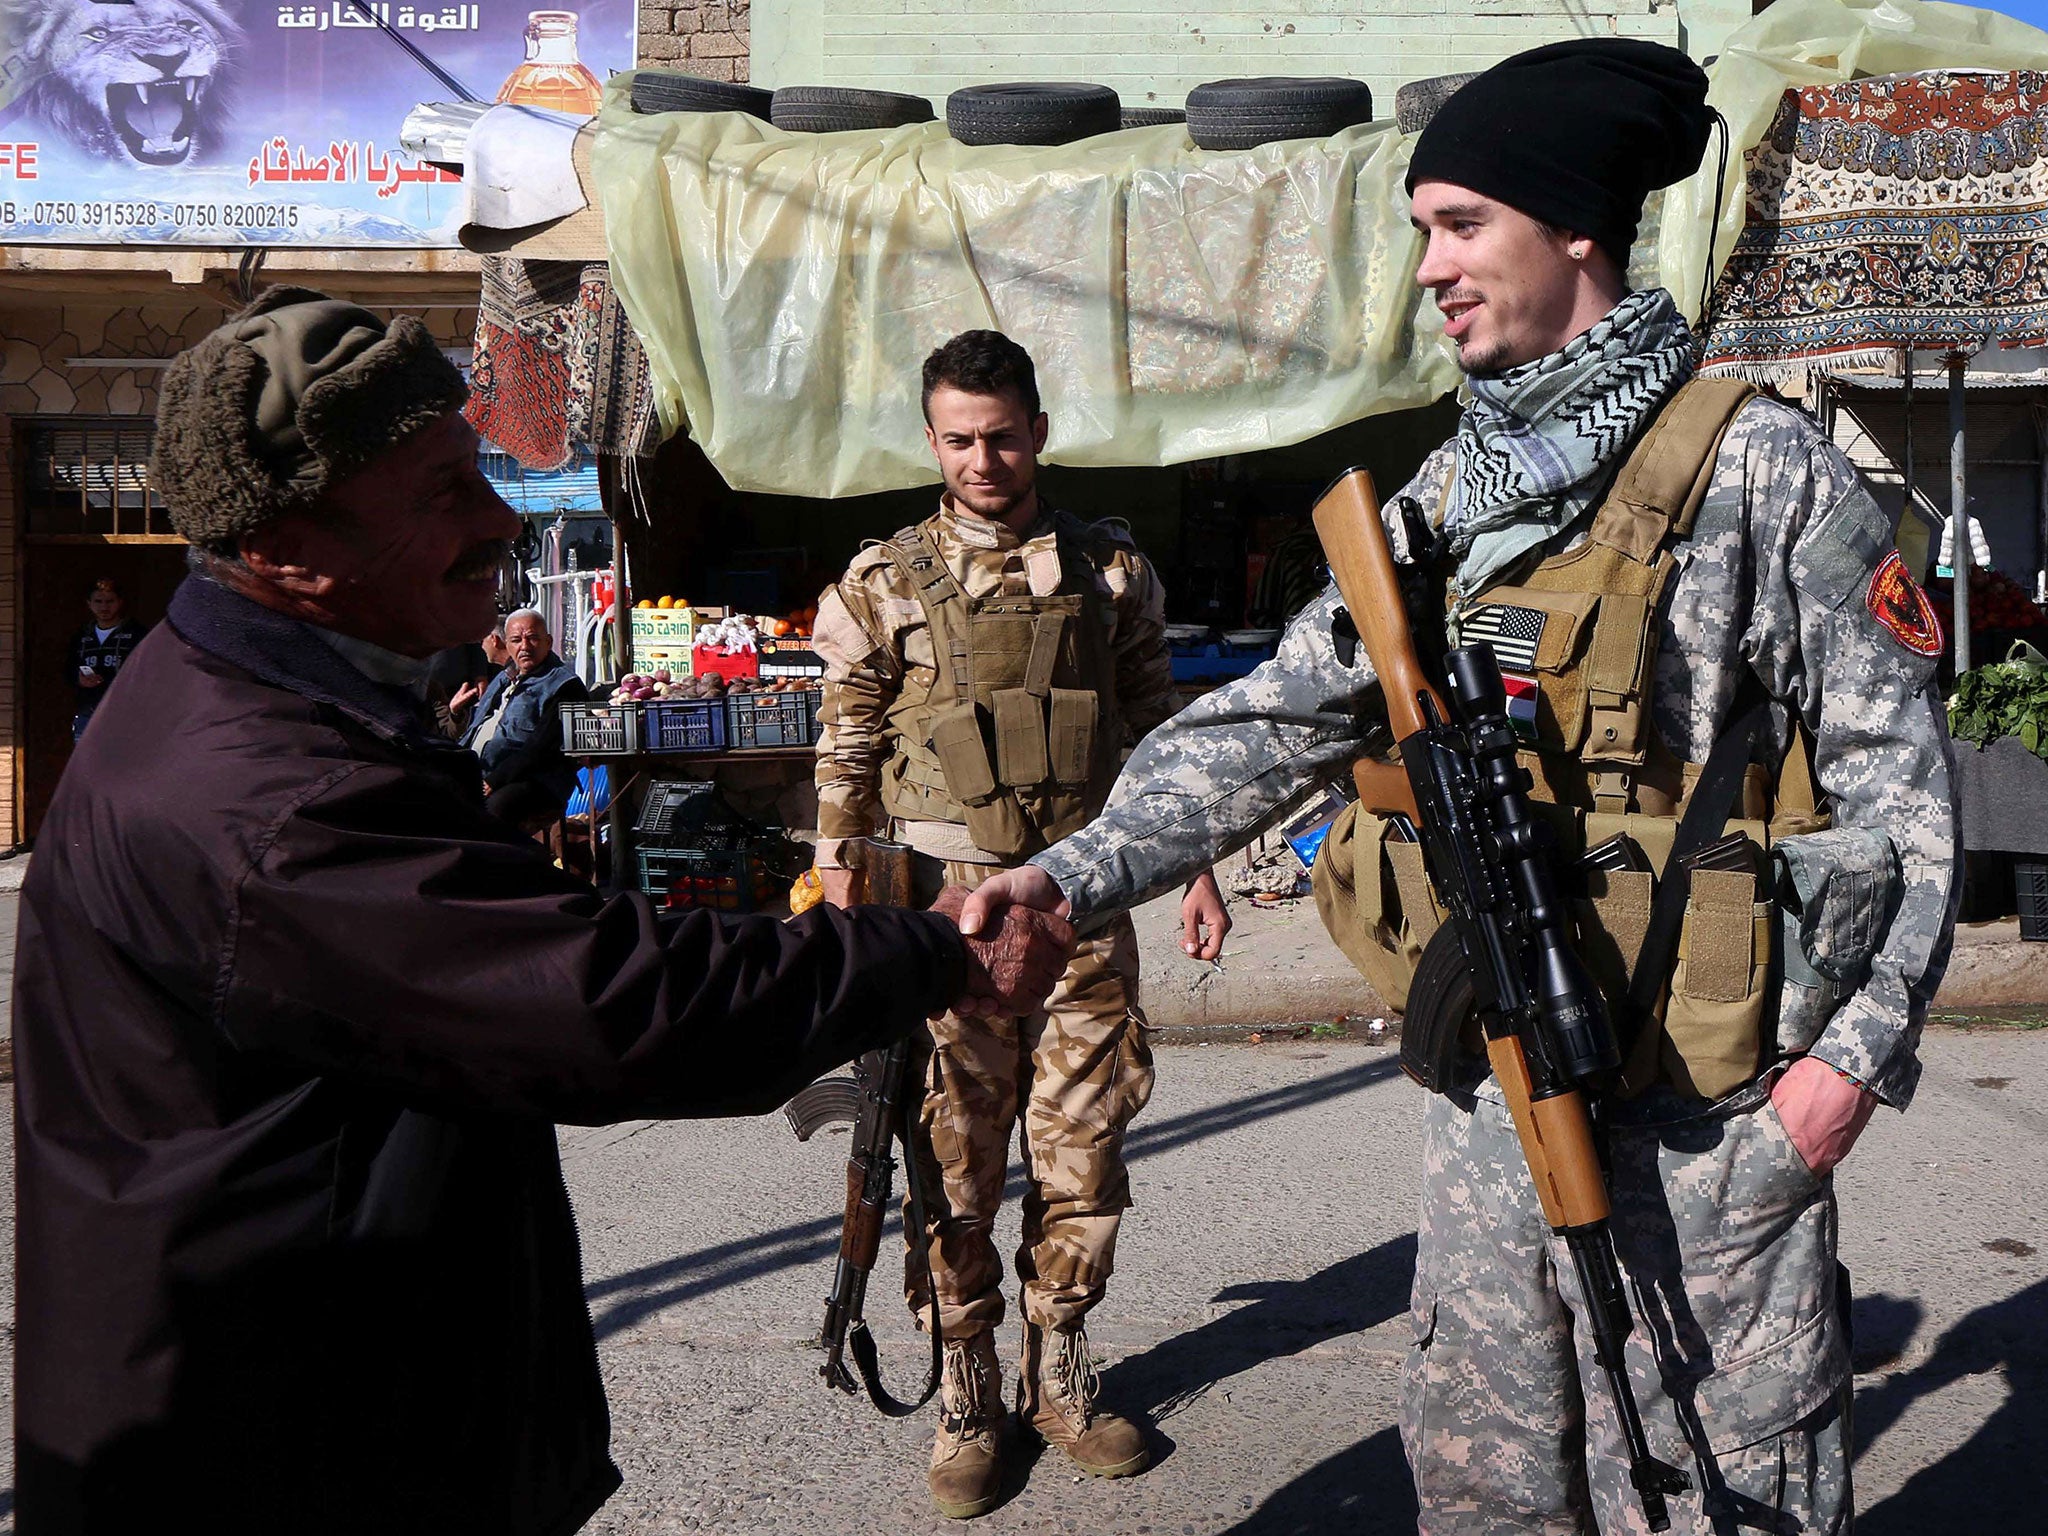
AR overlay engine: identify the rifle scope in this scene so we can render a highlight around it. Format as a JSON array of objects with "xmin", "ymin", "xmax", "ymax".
[{"xmin": 1446, "ymin": 645, "xmax": 1622, "ymax": 1087}]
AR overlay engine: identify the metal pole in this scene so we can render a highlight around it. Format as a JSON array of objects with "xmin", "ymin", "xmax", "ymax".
[
  {"xmin": 2035, "ymin": 403, "xmax": 2046, "ymax": 607},
  {"xmin": 1949, "ymin": 351, "xmax": 1971, "ymax": 675},
  {"xmin": 1901, "ymin": 346, "xmax": 1915, "ymax": 540}
]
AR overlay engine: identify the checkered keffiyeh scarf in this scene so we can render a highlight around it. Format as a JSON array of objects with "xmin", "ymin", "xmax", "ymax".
[{"xmin": 1448, "ymin": 287, "xmax": 1696, "ymax": 598}]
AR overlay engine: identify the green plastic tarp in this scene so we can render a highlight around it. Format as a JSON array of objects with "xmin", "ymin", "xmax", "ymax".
[{"xmin": 591, "ymin": 0, "xmax": 2048, "ymax": 498}]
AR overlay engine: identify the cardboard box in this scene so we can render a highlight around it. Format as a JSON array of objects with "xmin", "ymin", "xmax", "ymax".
[
  {"xmin": 628, "ymin": 604, "xmax": 728, "ymax": 654},
  {"xmin": 758, "ymin": 635, "xmax": 825, "ymax": 678}
]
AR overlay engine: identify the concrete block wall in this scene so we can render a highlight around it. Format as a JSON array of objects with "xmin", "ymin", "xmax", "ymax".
[
  {"xmin": 744, "ymin": 0, "xmax": 1715, "ymax": 111},
  {"xmin": 639, "ymin": 1, "xmax": 754, "ymax": 82},
  {"xmin": 638, "ymin": 0, "xmax": 1749, "ymax": 111}
]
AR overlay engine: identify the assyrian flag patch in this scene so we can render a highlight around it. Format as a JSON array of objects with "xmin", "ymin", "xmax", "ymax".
[
  {"xmin": 1502, "ymin": 672, "xmax": 1540, "ymax": 739},
  {"xmin": 1461, "ymin": 602, "xmax": 1547, "ymax": 673}
]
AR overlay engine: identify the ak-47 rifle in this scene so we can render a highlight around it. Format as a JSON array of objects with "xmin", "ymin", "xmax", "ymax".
[
  {"xmin": 783, "ymin": 837, "xmax": 946, "ymax": 1417},
  {"xmin": 1312, "ymin": 468, "xmax": 1692, "ymax": 1530}
]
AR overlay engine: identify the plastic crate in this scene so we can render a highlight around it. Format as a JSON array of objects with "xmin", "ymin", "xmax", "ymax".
[
  {"xmin": 725, "ymin": 688, "xmax": 822, "ymax": 749},
  {"xmin": 635, "ymin": 844, "xmax": 780, "ymax": 914},
  {"xmin": 561, "ymin": 700, "xmax": 641, "ymax": 755},
  {"xmin": 693, "ymin": 644, "xmax": 761, "ymax": 682},
  {"xmin": 641, "ymin": 697, "xmax": 729, "ymax": 753},
  {"xmin": 2020, "ymin": 862, "xmax": 2048, "ymax": 942}
]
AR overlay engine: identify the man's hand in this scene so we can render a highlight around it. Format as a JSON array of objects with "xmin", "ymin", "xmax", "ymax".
[
  {"xmin": 957, "ymin": 863, "xmax": 1070, "ymax": 936},
  {"xmin": 930, "ymin": 884, "xmax": 1073, "ymax": 1018},
  {"xmin": 818, "ymin": 866, "xmax": 864, "ymax": 910},
  {"xmin": 1180, "ymin": 869, "xmax": 1230, "ymax": 960},
  {"xmin": 449, "ymin": 679, "xmax": 484, "ymax": 715},
  {"xmin": 78, "ymin": 669, "xmax": 104, "ymax": 689},
  {"xmin": 1770, "ymin": 1056, "xmax": 1880, "ymax": 1178}
]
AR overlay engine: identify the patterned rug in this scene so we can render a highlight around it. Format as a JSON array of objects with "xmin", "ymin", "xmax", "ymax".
[
  {"xmin": 1700, "ymin": 70, "xmax": 2048, "ymax": 379},
  {"xmin": 465, "ymin": 258, "xmax": 658, "ymax": 472}
]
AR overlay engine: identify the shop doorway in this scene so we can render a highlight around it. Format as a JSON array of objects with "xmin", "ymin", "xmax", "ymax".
[{"xmin": 16, "ymin": 420, "xmax": 187, "ymax": 841}]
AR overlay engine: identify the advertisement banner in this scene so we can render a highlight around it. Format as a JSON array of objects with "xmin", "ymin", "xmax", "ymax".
[{"xmin": 0, "ymin": 0, "xmax": 633, "ymax": 247}]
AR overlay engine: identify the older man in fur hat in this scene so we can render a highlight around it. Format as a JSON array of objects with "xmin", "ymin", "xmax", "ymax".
[
  {"xmin": 965, "ymin": 40, "xmax": 1958, "ymax": 1535},
  {"xmin": 11, "ymin": 289, "xmax": 1074, "ymax": 1536}
]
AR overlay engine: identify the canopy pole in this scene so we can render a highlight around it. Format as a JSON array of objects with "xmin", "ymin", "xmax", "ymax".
[
  {"xmin": 1949, "ymin": 351, "xmax": 1971, "ymax": 675},
  {"xmin": 1900, "ymin": 346, "xmax": 1914, "ymax": 542}
]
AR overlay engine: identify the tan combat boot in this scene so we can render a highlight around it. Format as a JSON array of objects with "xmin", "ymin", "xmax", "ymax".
[
  {"xmin": 928, "ymin": 1332, "xmax": 1005, "ymax": 1519},
  {"xmin": 1016, "ymin": 1319, "xmax": 1151, "ymax": 1478}
]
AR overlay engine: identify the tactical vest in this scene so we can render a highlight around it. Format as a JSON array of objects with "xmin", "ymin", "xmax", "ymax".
[
  {"xmin": 876, "ymin": 514, "xmax": 1125, "ymax": 861},
  {"xmin": 1315, "ymin": 377, "xmax": 1830, "ymax": 1099}
]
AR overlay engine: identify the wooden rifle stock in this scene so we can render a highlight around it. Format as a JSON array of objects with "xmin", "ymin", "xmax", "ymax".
[{"xmin": 1310, "ymin": 469, "xmax": 1441, "ymax": 821}]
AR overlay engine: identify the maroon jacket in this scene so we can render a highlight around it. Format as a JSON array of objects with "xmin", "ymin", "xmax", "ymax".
[{"xmin": 13, "ymin": 572, "xmax": 964, "ymax": 1535}]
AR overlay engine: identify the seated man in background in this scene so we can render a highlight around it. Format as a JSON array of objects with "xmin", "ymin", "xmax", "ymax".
[
  {"xmin": 462, "ymin": 606, "xmax": 587, "ymax": 826},
  {"xmin": 428, "ymin": 617, "xmax": 509, "ymax": 740}
]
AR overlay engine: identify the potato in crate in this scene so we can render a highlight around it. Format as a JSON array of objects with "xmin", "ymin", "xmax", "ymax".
[{"xmin": 725, "ymin": 684, "xmax": 823, "ymax": 749}]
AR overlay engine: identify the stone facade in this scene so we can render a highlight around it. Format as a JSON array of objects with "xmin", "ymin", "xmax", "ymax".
[
  {"xmin": 639, "ymin": 2, "xmax": 754, "ymax": 83},
  {"xmin": 0, "ymin": 299, "xmax": 475, "ymax": 843}
]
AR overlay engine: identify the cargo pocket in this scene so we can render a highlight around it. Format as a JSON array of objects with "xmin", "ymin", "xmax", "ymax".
[
  {"xmin": 1771, "ymin": 829, "xmax": 1901, "ymax": 1055},
  {"xmin": 1311, "ymin": 802, "xmax": 1444, "ymax": 1013},
  {"xmin": 1047, "ymin": 688, "xmax": 1097, "ymax": 785},
  {"xmin": 1108, "ymin": 1009, "xmax": 1157, "ymax": 1132},
  {"xmin": 924, "ymin": 1046, "xmax": 967, "ymax": 1168},
  {"xmin": 1662, "ymin": 866, "xmax": 1774, "ymax": 1101},
  {"xmin": 928, "ymin": 699, "xmax": 997, "ymax": 804},
  {"xmin": 992, "ymin": 687, "xmax": 1049, "ymax": 787},
  {"xmin": 1573, "ymin": 867, "xmax": 1654, "ymax": 1015},
  {"xmin": 1460, "ymin": 586, "xmax": 1600, "ymax": 751},
  {"xmin": 929, "ymin": 698, "xmax": 1030, "ymax": 857}
]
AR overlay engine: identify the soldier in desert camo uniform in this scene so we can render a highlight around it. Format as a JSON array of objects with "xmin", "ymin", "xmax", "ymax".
[
  {"xmin": 965, "ymin": 41, "xmax": 1960, "ymax": 1535},
  {"xmin": 811, "ymin": 330, "xmax": 1230, "ymax": 1519}
]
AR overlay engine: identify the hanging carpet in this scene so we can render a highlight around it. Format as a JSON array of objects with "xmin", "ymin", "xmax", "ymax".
[
  {"xmin": 1700, "ymin": 69, "xmax": 2048, "ymax": 380},
  {"xmin": 465, "ymin": 257, "xmax": 659, "ymax": 472}
]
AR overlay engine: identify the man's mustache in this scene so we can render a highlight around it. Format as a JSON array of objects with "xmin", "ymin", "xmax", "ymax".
[{"xmin": 447, "ymin": 540, "xmax": 511, "ymax": 582}]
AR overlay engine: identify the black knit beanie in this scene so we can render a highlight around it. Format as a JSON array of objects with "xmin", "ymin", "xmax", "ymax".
[
  {"xmin": 1405, "ymin": 39, "xmax": 1713, "ymax": 266},
  {"xmin": 151, "ymin": 287, "xmax": 468, "ymax": 550}
]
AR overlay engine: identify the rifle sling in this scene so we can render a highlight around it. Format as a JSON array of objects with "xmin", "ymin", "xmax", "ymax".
[
  {"xmin": 1619, "ymin": 673, "xmax": 1774, "ymax": 1057},
  {"xmin": 848, "ymin": 1082, "xmax": 945, "ymax": 1418}
]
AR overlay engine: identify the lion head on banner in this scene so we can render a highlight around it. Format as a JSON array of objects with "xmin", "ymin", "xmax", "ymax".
[{"xmin": 4, "ymin": 0, "xmax": 244, "ymax": 167}]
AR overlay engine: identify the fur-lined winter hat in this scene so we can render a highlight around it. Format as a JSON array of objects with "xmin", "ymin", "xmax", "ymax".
[{"xmin": 151, "ymin": 287, "xmax": 468, "ymax": 549}]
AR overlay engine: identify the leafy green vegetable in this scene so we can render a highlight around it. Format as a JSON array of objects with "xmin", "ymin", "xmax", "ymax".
[{"xmin": 1949, "ymin": 642, "xmax": 2048, "ymax": 761}]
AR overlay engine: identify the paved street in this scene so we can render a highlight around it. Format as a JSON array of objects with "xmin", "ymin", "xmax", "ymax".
[{"xmin": 560, "ymin": 1029, "xmax": 2044, "ymax": 1535}]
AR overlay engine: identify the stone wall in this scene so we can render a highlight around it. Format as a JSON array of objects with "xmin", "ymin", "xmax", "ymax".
[
  {"xmin": 638, "ymin": 1, "xmax": 753, "ymax": 83},
  {"xmin": 0, "ymin": 299, "xmax": 476, "ymax": 842}
]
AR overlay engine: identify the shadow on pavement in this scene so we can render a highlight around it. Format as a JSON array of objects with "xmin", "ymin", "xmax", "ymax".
[
  {"xmin": 586, "ymin": 1055, "xmax": 1406, "ymax": 1340},
  {"xmin": 1222, "ymin": 1425, "xmax": 1418, "ymax": 1535},
  {"xmin": 1103, "ymin": 1233, "xmax": 1416, "ymax": 1422},
  {"xmin": 1857, "ymin": 1277, "xmax": 2046, "ymax": 1534}
]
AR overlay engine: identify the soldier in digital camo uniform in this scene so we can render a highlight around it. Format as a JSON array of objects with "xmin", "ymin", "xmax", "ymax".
[
  {"xmin": 965, "ymin": 41, "xmax": 1960, "ymax": 1535},
  {"xmin": 811, "ymin": 331, "xmax": 1230, "ymax": 1519}
]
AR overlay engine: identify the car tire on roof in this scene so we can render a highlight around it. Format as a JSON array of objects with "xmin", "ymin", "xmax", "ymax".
[
  {"xmin": 945, "ymin": 83, "xmax": 1122, "ymax": 146},
  {"xmin": 1183, "ymin": 77, "xmax": 1373, "ymax": 151},
  {"xmin": 770, "ymin": 86, "xmax": 937, "ymax": 133},
  {"xmin": 1121, "ymin": 106, "xmax": 1188, "ymax": 129},
  {"xmin": 629, "ymin": 71, "xmax": 775, "ymax": 120},
  {"xmin": 1394, "ymin": 73, "xmax": 1481, "ymax": 134}
]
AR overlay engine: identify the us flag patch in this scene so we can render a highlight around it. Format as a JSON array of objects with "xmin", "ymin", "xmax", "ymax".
[{"xmin": 1462, "ymin": 603, "xmax": 1547, "ymax": 673}]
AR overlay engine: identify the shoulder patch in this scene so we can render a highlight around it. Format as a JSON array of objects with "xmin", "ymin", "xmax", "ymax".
[{"xmin": 1866, "ymin": 551, "xmax": 1944, "ymax": 657}]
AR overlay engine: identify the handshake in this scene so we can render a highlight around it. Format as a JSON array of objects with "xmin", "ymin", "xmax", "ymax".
[
  {"xmin": 927, "ymin": 866, "xmax": 1074, "ymax": 1019},
  {"xmin": 820, "ymin": 844, "xmax": 1099, "ymax": 1020}
]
